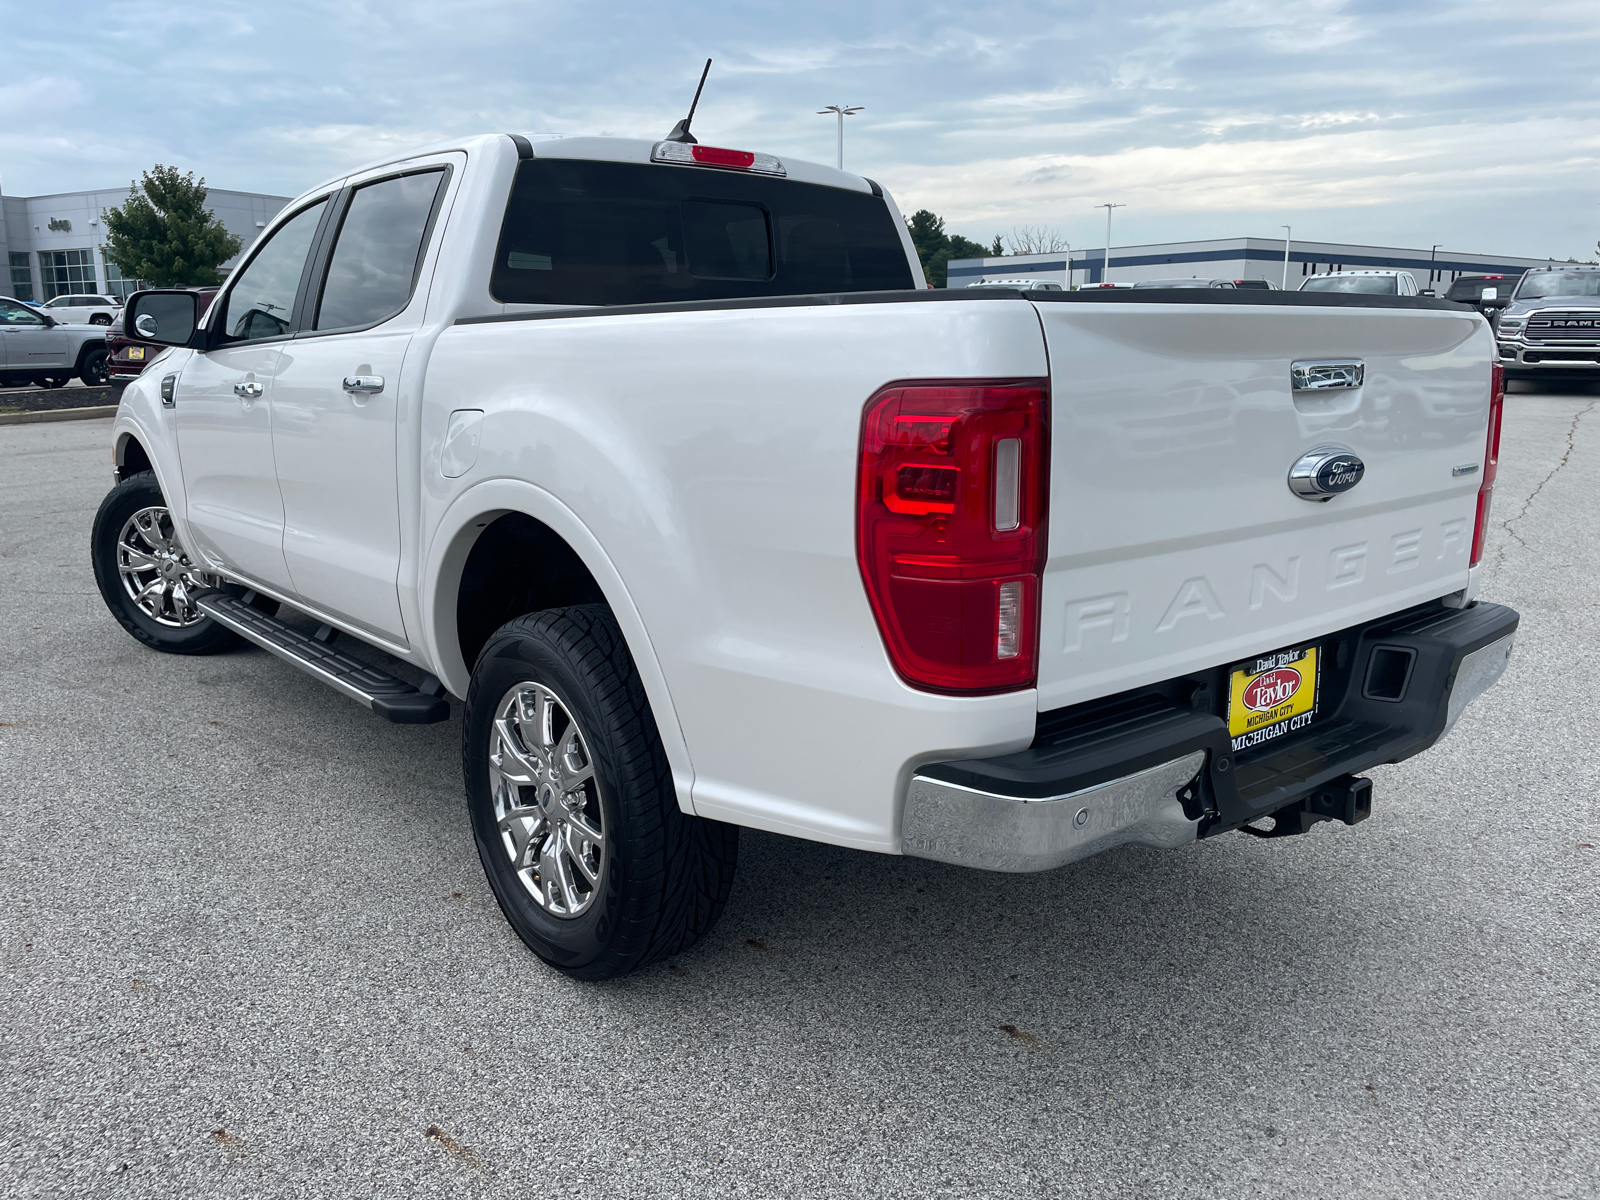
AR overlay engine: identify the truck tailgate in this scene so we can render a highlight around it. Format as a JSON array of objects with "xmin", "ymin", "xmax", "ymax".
[{"xmin": 1033, "ymin": 301, "xmax": 1492, "ymax": 712}]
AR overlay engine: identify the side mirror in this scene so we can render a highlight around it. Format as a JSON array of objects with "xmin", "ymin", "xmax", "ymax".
[
  {"xmin": 1480, "ymin": 296, "xmax": 1509, "ymax": 309},
  {"xmin": 124, "ymin": 290, "xmax": 200, "ymax": 347}
]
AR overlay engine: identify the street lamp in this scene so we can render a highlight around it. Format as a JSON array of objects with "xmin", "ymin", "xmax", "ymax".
[
  {"xmin": 816, "ymin": 104, "xmax": 863, "ymax": 170},
  {"xmin": 1095, "ymin": 203, "xmax": 1125, "ymax": 284},
  {"xmin": 1430, "ymin": 244, "xmax": 1442, "ymax": 287},
  {"xmin": 1282, "ymin": 225, "xmax": 1292, "ymax": 290}
]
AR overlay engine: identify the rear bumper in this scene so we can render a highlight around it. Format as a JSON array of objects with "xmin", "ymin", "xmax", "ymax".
[{"xmin": 902, "ymin": 600, "xmax": 1518, "ymax": 872}]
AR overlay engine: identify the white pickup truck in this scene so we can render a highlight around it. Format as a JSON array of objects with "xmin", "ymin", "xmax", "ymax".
[{"xmin": 93, "ymin": 132, "xmax": 1517, "ymax": 980}]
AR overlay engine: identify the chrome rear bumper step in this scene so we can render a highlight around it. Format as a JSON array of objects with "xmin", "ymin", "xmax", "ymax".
[{"xmin": 195, "ymin": 591, "xmax": 449, "ymax": 724}]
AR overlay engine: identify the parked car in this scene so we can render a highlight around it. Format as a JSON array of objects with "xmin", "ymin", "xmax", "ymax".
[
  {"xmin": 1231, "ymin": 279, "xmax": 1275, "ymax": 290},
  {"xmin": 0, "ymin": 296, "xmax": 112, "ymax": 387},
  {"xmin": 38, "ymin": 293, "xmax": 122, "ymax": 326},
  {"xmin": 1132, "ymin": 278, "xmax": 1237, "ymax": 289},
  {"xmin": 964, "ymin": 279, "xmax": 1065, "ymax": 293},
  {"xmin": 1492, "ymin": 265, "xmax": 1600, "ymax": 383},
  {"xmin": 1300, "ymin": 270, "xmax": 1421, "ymax": 296},
  {"xmin": 97, "ymin": 132, "xmax": 1515, "ymax": 981},
  {"xmin": 1444, "ymin": 275, "xmax": 1514, "ymax": 322},
  {"xmin": 105, "ymin": 288, "xmax": 218, "ymax": 383}
]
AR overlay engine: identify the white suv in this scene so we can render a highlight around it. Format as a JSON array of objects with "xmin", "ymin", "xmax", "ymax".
[
  {"xmin": 1300, "ymin": 270, "xmax": 1420, "ymax": 297},
  {"xmin": 38, "ymin": 293, "xmax": 122, "ymax": 326}
]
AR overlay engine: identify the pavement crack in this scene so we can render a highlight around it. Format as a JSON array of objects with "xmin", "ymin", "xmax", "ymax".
[{"xmin": 1492, "ymin": 399, "xmax": 1594, "ymax": 572}]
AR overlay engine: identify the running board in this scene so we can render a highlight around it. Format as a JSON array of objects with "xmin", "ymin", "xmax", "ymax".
[{"xmin": 195, "ymin": 591, "xmax": 449, "ymax": 724}]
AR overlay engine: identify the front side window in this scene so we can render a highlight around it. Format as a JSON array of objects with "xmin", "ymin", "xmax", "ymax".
[
  {"xmin": 38, "ymin": 249, "xmax": 97, "ymax": 301},
  {"xmin": 491, "ymin": 158, "xmax": 915, "ymax": 306},
  {"xmin": 218, "ymin": 199, "xmax": 328, "ymax": 342},
  {"xmin": 0, "ymin": 299, "xmax": 46, "ymax": 326},
  {"xmin": 314, "ymin": 170, "xmax": 446, "ymax": 331}
]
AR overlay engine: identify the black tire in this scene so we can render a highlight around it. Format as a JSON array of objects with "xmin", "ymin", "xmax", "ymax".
[
  {"xmin": 78, "ymin": 346, "xmax": 109, "ymax": 387},
  {"xmin": 463, "ymin": 605, "xmax": 738, "ymax": 980},
  {"xmin": 90, "ymin": 313, "xmax": 112, "ymax": 325},
  {"xmin": 90, "ymin": 471, "xmax": 272, "ymax": 655}
]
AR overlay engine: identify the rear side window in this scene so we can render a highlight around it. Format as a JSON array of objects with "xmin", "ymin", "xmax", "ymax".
[
  {"xmin": 315, "ymin": 169, "xmax": 448, "ymax": 331},
  {"xmin": 491, "ymin": 158, "xmax": 915, "ymax": 306}
]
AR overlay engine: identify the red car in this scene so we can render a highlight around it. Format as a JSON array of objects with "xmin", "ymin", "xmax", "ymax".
[{"xmin": 106, "ymin": 287, "xmax": 218, "ymax": 382}]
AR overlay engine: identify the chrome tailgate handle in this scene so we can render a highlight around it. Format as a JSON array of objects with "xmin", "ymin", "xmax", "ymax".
[
  {"xmin": 1291, "ymin": 360, "xmax": 1364, "ymax": 391},
  {"xmin": 342, "ymin": 375, "xmax": 384, "ymax": 394}
]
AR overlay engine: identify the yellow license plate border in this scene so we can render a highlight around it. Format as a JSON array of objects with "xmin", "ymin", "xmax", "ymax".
[
  {"xmin": 127, "ymin": 346, "xmax": 146, "ymax": 360},
  {"xmin": 1227, "ymin": 644, "xmax": 1321, "ymax": 753}
]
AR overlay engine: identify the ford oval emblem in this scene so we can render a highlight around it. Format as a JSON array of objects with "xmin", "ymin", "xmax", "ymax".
[{"xmin": 1288, "ymin": 446, "xmax": 1365, "ymax": 501}]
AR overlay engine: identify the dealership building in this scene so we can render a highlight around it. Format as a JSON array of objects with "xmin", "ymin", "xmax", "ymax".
[
  {"xmin": 948, "ymin": 235, "xmax": 1561, "ymax": 291},
  {"xmin": 2, "ymin": 182, "xmax": 289, "ymax": 302}
]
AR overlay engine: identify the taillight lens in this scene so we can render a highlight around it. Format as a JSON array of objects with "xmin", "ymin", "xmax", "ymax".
[
  {"xmin": 856, "ymin": 380, "xmax": 1049, "ymax": 693},
  {"xmin": 1470, "ymin": 362, "xmax": 1504, "ymax": 567}
]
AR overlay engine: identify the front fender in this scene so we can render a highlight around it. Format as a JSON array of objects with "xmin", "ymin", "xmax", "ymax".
[
  {"xmin": 109, "ymin": 357, "xmax": 197, "ymax": 544},
  {"xmin": 421, "ymin": 477, "xmax": 697, "ymax": 815}
]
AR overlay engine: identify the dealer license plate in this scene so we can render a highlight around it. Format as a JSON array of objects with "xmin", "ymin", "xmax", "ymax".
[
  {"xmin": 127, "ymin": 346, "xmax": 145, "ymax": 360},
  {"xmin": 1227, "ymin": 645, "xmax": 1320, "ymax": 753}
]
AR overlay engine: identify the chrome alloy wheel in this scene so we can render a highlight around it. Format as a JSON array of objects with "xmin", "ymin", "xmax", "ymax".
[
  {"xmin": 115, "ymin": 506, "xmax": 221, "ymax": 628},
  {"xmin": 489, "ymin": 681, "xmax": 606, "ymax": 918}
]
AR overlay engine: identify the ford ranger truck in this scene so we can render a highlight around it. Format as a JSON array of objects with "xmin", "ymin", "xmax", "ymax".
[{"xmin": 94, "ymin": 133, "xmax": 1518, "ymax": 980}]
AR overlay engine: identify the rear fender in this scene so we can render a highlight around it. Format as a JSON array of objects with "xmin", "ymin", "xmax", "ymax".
[{"xmin": 422, "ymin": 477, "xmax": 696, "ymax": 814}]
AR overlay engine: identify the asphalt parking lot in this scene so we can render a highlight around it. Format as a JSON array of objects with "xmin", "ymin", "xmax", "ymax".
[{"xmin": 2, "ymin": 389, "xmax": 1596, "ymax": 1200}]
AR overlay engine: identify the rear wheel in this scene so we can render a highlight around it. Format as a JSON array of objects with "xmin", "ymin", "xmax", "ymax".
[
  {"xmin": 463, "ymin": 605, "xmax": 739, "ymax": 980},
  {"xmin": 90, "ymin": 472, "xmax": 272, "ymax": 655}
]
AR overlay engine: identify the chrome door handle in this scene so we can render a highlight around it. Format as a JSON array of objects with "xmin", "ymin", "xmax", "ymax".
[
  {"xmin": 342, "ymin": 375, "xmax": 384, "ymax": 394},
  {"xmin": 1290, "ymin": 360, "xmax": 1365, "ymax": 391},
  {"xmin": 233, "ymin": 381, "xmax": 264, "ymax": 399}
]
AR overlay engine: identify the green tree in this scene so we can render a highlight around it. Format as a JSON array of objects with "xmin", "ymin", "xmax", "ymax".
[
  {"xmin": 905, "ymin": 208, "xmax": 1002, "ymax": 287},
  {"xmin": 102, "ymin": 165, "xmax": 243, "ymax": 288}
]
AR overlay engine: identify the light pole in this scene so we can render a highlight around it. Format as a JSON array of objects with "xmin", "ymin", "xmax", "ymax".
[
  {"xmin": 1095, "ymin": 203, "xmax": 1124, "ymax": 284},
  {"xmin": 1281, "ymin": 225, "xmax": 1292, "ymax": 290},
  {"xmin": 816, "ymin": 104, "xmax": 863, "ymax": 169},
  {"xmin": 1430, "ymin": 244, "xmax": 1441, "ymax": 288}
]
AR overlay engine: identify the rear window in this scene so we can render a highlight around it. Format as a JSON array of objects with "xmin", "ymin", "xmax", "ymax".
[
  {"xmin": 1301, "ymin": 275, "xmax": 1397, "ymax": 295},
  {"xmin": 490, "ymin": 158, "xmax": 915, "ymax": 306}
]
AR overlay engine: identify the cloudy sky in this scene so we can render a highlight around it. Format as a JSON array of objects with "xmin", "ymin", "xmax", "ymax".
[{"xmin": 4, "ymin": 0, "xmax": 1597, "ymax": 258}]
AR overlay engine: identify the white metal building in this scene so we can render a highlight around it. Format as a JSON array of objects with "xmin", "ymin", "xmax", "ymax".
[
  {"xmin": 2, "ymin": 182, "xmax": 289, "ymax": 302},
  {"xmin": 949, "ymin": 236, "xmax": 1565, "ymax": 291}
]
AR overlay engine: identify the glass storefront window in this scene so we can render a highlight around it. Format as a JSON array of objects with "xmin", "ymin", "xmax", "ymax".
[
  {"xmin": 38, "ymin": 248, "xmax": 97, "ymax": 300},
  {"xmin": 8, "ymin": 252, "xmax": 35, "ymax": 301},
  {"xmin": 102, "ymin": 256, "xmax": 142, "ymax": 301}
]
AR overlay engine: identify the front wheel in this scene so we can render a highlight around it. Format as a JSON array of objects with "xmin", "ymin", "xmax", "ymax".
[
  {"xmin": 78, "ymin": 346, "xmax": 109, "ymax": 387},
  {"xmin": 90, "ymin": 472, "xmax": 260, "ymax": 655},
  {"xmin": 463, "ymin": 605, "xmax": 739, "ymax": 980}
]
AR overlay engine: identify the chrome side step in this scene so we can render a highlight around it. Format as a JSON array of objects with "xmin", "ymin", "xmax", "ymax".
[{"xmin": 195, "ymin": 591, "xmax": 449, "ymax": 724}]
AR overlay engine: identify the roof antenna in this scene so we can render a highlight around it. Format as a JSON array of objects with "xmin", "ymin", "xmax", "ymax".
[{"xmin": 663, "ymin": 59, "xmax": 712, "ymax": 144}]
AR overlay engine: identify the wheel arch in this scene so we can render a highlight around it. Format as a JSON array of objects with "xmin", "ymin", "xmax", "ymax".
[
  {"xmin": 114, "ymin": 431, "xmax": 153, "ymax": 482},
  {"xmin": 424, "ymin": 479, "xmax": 697, "ymax": 813}
]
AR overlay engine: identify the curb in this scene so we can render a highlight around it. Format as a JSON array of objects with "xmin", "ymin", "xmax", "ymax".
[{"xmin": 0, "ymin": 405, "xmax": 119, "ymax": 426}]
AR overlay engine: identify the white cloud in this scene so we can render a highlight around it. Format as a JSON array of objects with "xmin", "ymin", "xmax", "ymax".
[{"xmin": 0, "ymin": 0, "xmax": 1595, "ymax": 258}]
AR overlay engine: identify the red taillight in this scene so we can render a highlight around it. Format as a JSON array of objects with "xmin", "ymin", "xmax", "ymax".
[
  {"xmin": 856, "ymin": 380, "xmax": 1049, "ymax": 693},
  {"xmin": 1470, "ymin": 362, "xmax": 1505, "ymax": 567}
]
